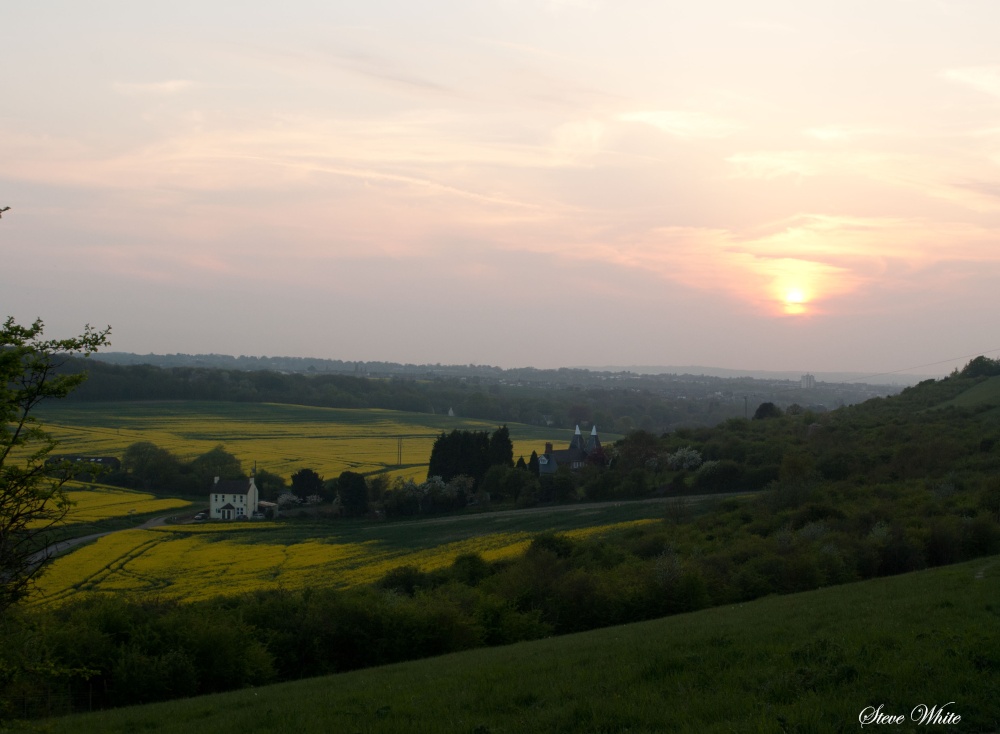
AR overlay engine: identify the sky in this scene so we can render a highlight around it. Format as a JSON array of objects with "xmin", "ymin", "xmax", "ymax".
[{"xmin": 3, "ymin": 0, "xmax": 1000, "ymax": 375}]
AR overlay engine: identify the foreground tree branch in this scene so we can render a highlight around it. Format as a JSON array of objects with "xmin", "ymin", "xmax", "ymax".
[{"xmin": 1, "ymin": 317, "xmax": 111, "ymax": 611}]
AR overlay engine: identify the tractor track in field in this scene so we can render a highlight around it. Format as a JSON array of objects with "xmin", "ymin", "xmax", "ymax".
[
  {"xmin": 29, "ymin": 512, "xmax": 176, "ymax": 567},
  {"xmin": 357, "ymin": 492, "xmax": 748, "ymax": 531},
  {"xmin": 36, "ymin": 494, "xmax": 739, "ymax": 565}
]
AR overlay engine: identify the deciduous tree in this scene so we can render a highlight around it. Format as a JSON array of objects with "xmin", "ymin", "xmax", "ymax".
[
  {"xmin": 121, "ymin": 441, "xmax": 184, "ymax": 492},
  {"xmin": 337, "ymin": 471, "xmax": 369, "ymax": 516},
  {"xmin": 752, "ymin": 402, "xmax": 783, "ymax": 420},
  {"xmin": 1, "ymin": 317, "xmax": 110, "ymax": 610},
  {"xmin": 191, "ymin": 444, "xmax": 244, "ymax": 487},
  {"xmin": 290, "ymin": 468, "xmax": 324, "ymax": 499}
]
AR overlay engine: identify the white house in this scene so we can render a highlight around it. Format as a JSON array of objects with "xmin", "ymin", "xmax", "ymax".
[{"xmin": 209, "ymin": 476, "xmax": 259, "ymax": 520}]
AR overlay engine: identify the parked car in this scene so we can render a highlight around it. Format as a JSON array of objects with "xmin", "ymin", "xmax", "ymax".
[
  {"xmin": 251, "ymin": 511, "xmax": 265, "ymax": 520},
  {"xmin": 194, "ymin": 512, "xmax": 206, "ymax": 521}
]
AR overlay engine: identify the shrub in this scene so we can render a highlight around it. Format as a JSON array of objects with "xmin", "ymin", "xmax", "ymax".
[{"xmin": 693, "ymin": 460, "xmax": 744, "ymax": 493}]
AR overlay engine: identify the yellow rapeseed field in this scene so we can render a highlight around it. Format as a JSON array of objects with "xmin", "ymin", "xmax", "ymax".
[
  {"xmin": 37, "ymin": 401, "xmax": 564, "ymax": 484},
  {"xmin": 34, "ymin": 519, "xmax": 655, "ymax": 606},
  {"xmin": 31, "ymin": 402, "xmax": 634, "ymax": 608},
  {"xmin": 62, "ymin": 485, "xmax": 191, "ymax": 522}
]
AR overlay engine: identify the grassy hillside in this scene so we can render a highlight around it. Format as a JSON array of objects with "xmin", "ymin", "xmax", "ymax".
[
  {"xmin": 35, "ymin": 401, "xmax": 611, "ymax": 483},
  {"xmin": 937, "ymin": 374, "xmax": 1000, "ymax": 412},
  {"xmin": 24, "ymin": 555, "xmax": 999, "ymax": 734}
]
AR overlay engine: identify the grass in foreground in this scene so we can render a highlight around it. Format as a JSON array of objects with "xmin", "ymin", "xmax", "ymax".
[{"xmin": 24, "ymin": 555, "xmax": 1000, "ymax": 734}]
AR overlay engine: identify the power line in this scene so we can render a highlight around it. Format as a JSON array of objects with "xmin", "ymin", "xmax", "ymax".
[
  {"xmin": 746, "ymin": 347, "xmax": 1000, "ymax": 402},
  {"xmin": 840, "ymin": 347, "xmax": 1000, "ymax": 384}
]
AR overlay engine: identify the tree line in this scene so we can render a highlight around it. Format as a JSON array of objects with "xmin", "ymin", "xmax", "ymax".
[
  {"xmin": 92, "ymin": 441, "xmax": 380, "ymax": 517},
  {"xmin": 55, "ymin": 357, "xmax": 804, "ymax": 434}
]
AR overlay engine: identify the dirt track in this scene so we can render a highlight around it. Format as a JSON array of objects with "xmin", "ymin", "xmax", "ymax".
[{"xmin": 29, "ymin": 512, "xmax": 178, "ymax": 566}]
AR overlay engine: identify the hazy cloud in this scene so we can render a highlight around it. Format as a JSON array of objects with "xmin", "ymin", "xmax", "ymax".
[
  {"xmin": 619, "ymin": 110, "xmax": 743, "ymax": 139},
  {"xmin": 112, "ymin": 80, "xmax": 196, "ymax": 95},
  {"xmin": 804, "ymin": 126, "xmax": 881, "ymax": 142},
  {"xmin": 939, "ymin": 66, "xmax": 1000, "ymax": 97},
  {"xmin": 726, "ymin": 151, "xmax": 823, "ymax": 179}
]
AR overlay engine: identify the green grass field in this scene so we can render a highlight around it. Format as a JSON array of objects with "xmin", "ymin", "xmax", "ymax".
[
  {"xmin": 35, "ymin": 401, "xmax": 605, "ymax": 482},
  {"xmin": 34, "ymin": 500, "xmax": 675, "ymax": 606},
  {"xmin": 25, "ymin": 555, "xmax": 999, "ymax": 734}
]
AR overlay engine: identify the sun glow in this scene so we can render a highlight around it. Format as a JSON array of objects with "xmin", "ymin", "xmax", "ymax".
[
  {"xmin": 785, "ymin": 288, "xmax": 806, "ymax": 304},
  {"xmin": 782, "ymin": 288, "xmax": 809, "ymax": 315},
  {"xmin": 754, "ymin": 257, "xmax": 843, "ymax": 317}
]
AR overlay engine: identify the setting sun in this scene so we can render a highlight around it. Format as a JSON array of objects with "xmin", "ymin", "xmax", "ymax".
[
  {"xmin": 780, "ymin": 286, "xmax": 810, "ymax": 315},
  {"xmin": 785, "ymin": 288, "xmax": 806, "ymax": 304}
]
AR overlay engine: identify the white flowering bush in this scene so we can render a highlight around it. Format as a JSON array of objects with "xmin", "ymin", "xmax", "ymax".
[{"xmin": 666, "ymin": 446, "xmax": 702, "ymax": 471}]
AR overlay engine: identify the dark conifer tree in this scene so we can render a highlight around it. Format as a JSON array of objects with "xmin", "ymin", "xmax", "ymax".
[
  {"xmin": 427, "ymin": 426, "xmax": 512, "ymax": 486},
  {"xmin": 488, "ymin": 425, "xmax": 514, "ymax": 468},
  {"xmin": 528, "ymin": 450, "xmax": 540, "ymax": 477}
]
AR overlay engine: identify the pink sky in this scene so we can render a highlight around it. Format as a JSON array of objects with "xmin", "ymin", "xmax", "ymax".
[{"xmin": 3, "ymin": 1, "xmax": 1000, "ymax": 374}]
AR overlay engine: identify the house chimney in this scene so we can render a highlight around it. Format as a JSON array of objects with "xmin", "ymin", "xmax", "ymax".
[
  {"xmin": 545, "ymin": 442, "xmax": 553, "ymax": 454},
  {"xmin": 214, "ymin": 476, "xmax": 220, "ymax": 485}
]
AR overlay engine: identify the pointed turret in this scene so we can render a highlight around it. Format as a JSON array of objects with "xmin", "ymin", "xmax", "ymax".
[
  {"xmin": 588, "ymin": 425, "xmax": 602, "ymax": 453},
  {"xmin": 569, "ymin": 424, "xmax": 585, "ymax": 451}
]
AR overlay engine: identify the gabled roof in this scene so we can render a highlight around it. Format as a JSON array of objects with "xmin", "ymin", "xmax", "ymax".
[
  {"xmin": 540, "ymin": 425, "xmax": 602, "ymax": 472},
  {"xmin": 219, "ymin": 502, "xmax": 236, "ymax": 510},
  {"xmin": 547, "ymin": 447, "xmax": 587, "ymax": 463},
  {"xmin": 214, "ymin": 478, "xmax": 254, "ymax": 494}
]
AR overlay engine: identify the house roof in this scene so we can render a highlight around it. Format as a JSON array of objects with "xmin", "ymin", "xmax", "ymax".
[
  {"xmin": 542, "ymin": 426, "xmax": 602, "ymax": 470},
  {"xmin": 214, "ymin": 478, "xmax": 253, "ymax": 493},
  {"xmin": 546, "ymin": 447, "xmax": 588, "ymax": 463},
  {"xmin": 219, "ymin": 503, "xmax": 236, "ymax": 510}
]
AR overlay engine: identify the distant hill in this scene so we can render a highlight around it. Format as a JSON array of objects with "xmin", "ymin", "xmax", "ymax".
[
  {"xmin": 92, "ymin": 352, "xmax": 925, "ymax": 386},
  {"xmin": 583, "ymin": 364, "xmax": 935, "ymax": 386}
]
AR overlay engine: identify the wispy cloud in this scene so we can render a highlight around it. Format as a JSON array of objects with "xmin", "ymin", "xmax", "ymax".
[
  {"xmin": 539, "ymin": 213, "xmax": 1000, "ymax": 318},
  {"xmin": 325, "ymin": 49, "xmax": 456, "ymax": 96},
  {"xmin": 618, "ymin": 110, "xmax": 742, "ymax": 139},
  {"xmin": 804, "ymin": 125, "xmax": 882, "ymax": 142},
  {"xmin": 939, "ymin": 66, "xmax": 1000, "ymax": 97},
  {"xmin": 726, "ymin": 151, "xmax": 826, "ymax": 178},
  {"xmin": 546, "ymin": 0, "xmax": 601, "ymax": 13},
  {"xmin": 737, "ymin": 19, "xmax": 795, "ymax": 34},
  {"xmin": 550, "ymin": 119, "xmax": 605, "ymax": 161},
  {"xmin": 112, "ymin": 80, "xmax": 195, "ymax": 95}
]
